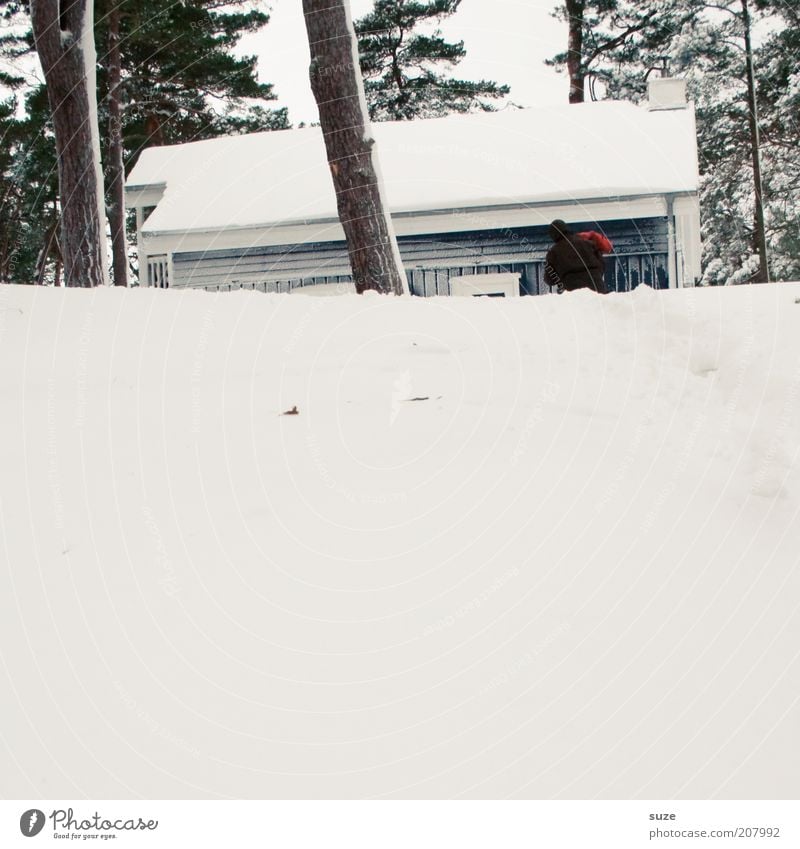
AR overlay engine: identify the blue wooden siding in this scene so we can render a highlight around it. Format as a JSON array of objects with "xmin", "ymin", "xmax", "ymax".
[{"xmin": 170, "ymin": 217, "xmax": 669, "ymax": 295}]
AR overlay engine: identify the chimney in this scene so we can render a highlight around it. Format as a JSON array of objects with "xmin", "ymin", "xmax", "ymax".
[{"xmin": 647, "ymin": 77, "xmax": 688, "ymax": 110}]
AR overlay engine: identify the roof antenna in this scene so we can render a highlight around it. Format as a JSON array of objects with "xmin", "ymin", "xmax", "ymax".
[
  {"xmin": 644, "ymin": 56, "xmax": 671, "ymax": 80},
  {"xmin": 587, "ymin": 71, "xmax": 602, "ymax": 101}
]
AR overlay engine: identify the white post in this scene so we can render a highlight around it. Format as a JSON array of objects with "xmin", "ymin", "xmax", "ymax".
[
  {"xmin": 135, "ymin": 206, "xmax": 146, "ymax": 286},
  {"xmin": 665, "ymin": 194, "xmax": 678, "ymax": 288}
]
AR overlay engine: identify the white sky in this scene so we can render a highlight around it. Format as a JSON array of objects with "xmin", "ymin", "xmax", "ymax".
[{"xmin": 238, "ymin": 0, "xmax": 569, "ymax": 125}]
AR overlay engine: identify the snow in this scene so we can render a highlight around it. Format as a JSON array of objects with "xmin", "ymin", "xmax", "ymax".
[
  {"xmin": 127, "ymin": 101, "xmax": 700, "ymax": 235},
  {"xmin": 1, "ymin": 282, "xmax": 798, "ymax": 799}
]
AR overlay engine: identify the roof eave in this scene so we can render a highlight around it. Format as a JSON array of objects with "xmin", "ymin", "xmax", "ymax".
[
  {"xmin": 125, "ymin": 183, "xmax": 167, "ymax": 209},
  {"xmin": 140, "ymin": 189, "xmax": 699, "ymax": 238}
]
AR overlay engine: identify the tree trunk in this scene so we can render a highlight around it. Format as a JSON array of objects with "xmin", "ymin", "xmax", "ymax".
[
  {"xmin": 566, "ymin": 0, "xmax": 585, "ymax": 104},
  {"xmin": 107, "ymin": 1, "xmax": 128, "ymax": 286},
  {"xmin": 741, "ymin": 0, "xmax": 769, "ymax": 282},
  {"xmin": 144, "ymin": 114, "xmax": 165, "ymax": 148},
  {"xmin": 34, "ymin": 217, "xmax": 60, "ymax": 285},
  {"xmin": 302, "ymin": 0, "xmax": 407, "ymax": 295},
  {"xmin": 30, "ymin": 0, "xmax": 109, "ymax": 287}
]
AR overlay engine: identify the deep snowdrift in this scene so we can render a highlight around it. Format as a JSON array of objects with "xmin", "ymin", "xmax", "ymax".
[{"xmin": 1, "ymin": 283, "xmax": 798, "ymax": 799}]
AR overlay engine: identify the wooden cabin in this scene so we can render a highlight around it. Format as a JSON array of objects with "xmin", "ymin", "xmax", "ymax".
[{"xmin": 125, "ymin": 78, "xmax": 701, "ymax": 296}]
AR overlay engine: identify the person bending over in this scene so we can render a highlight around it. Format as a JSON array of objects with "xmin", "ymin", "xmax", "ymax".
[{"xmin": 543, "ymin": 219, "xmax": 607, "ymax": 294}]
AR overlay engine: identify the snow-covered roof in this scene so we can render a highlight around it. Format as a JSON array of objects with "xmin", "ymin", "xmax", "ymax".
[{"xmin": 126, "ymin": 101, "xmax": 699, "ymax": 235}]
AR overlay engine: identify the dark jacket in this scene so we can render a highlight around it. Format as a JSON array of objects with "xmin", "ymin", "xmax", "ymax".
[{"xmin": 545, "ymin": 231, "xmax": 607, "ymax": 293}]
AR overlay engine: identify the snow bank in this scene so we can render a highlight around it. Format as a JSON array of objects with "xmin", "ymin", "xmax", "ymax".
[
  {"xmin": 127, "ymin": 102, "xmax": 699, "ymax": 234},
  {"xmin": 0, "ymin": 283, "xmax": 798, "ymax": 799}
]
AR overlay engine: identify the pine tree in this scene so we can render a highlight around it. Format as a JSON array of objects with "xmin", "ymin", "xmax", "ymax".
[
  {"xmin": 642, "ymin": 3, "xmax": 797, "ymax": 283},
  {"xmin": 750, "ymin": 0, "xmax": 800, "ymax": 281},
  {"xmin": 548, "ymin": 0, "xmax": 800, "ymax": 284},
  {"xmin": 355, "ymin": 0, "xmax": 509, "ymax": 121},
  {"xmin": 547, "ymin": 1, "xmax": 702, "ymax": 103},
  {"xmin": 0, "ymin": 1, "xmax": 61, "ymax": 284},
  {"xmin": 104, "ymin": 0, "xmax": 126, "ymax": 285},
  {"xmin": 0, "ymin": 0, "xmax": 30, "ymax": 91},
  {"xmin": 0, "ymin": 0, "xmax": 289, "ymax": 285},
  {"xmin": 0, "ymin": 97, "xmax": 26, "ymax": 282},
  {"xmin": 303, "ymin": 0, "xmax": 407, "ymax": 295},
  {"xmin": 0, "ymin": 80, "xmax": 65, "ymax": 283},
  {"xmin": 31, "ymin": 0, "xmax": 109, "ymax": 287},
  {"xmin": 99, "ymin": 0, "xmax": 288, "ymax": 161}
]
